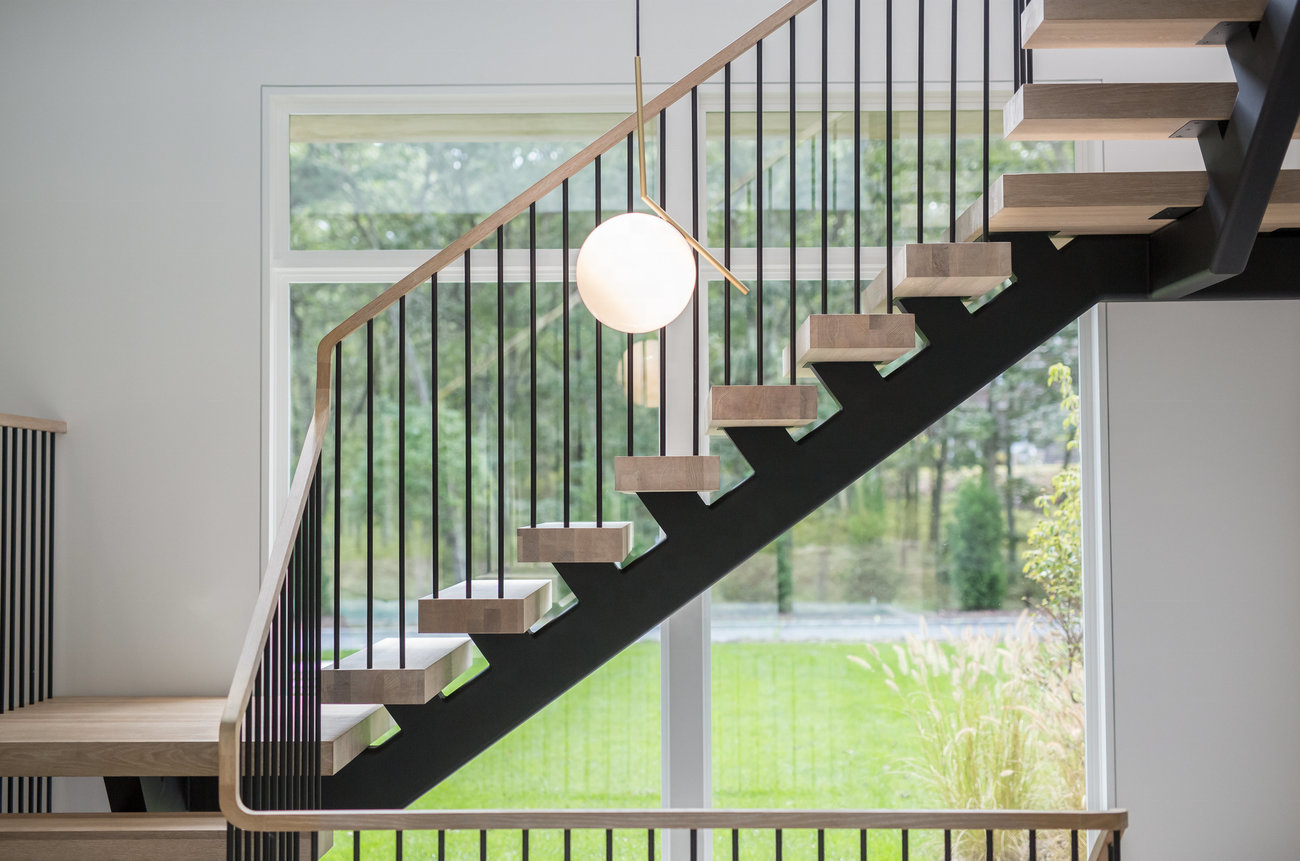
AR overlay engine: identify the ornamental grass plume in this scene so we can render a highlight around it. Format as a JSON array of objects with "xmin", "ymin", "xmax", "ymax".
[{"xmin": 851, "ymin": 614, "xmax": 1084, "ymax": 861}]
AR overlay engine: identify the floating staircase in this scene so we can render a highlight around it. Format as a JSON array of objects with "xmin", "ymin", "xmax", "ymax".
[{"xmin": 322, "ymin": 637, "xmax": 473, "ymax": 706}]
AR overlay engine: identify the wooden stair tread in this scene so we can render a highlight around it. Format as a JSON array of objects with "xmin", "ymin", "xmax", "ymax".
[
  {"xmin": 0, "ymin": 813, "xmax": 330, "ymax": 860},
  {"xmin": 955, "ymin": 171, "xmax": 1300, "ymax": 240},
  {"xmin": 322, "ymin": 636, "xmax": 473, "ymax": 705},
  {"xmin": 708, "ymin": 385, "xmax": 818, "ymax": 429},
  {"xmin": 1022, "ymin": 0, "xmax": 1266, "ymax": 49},
  {"xmin": 418, "ymin": 578, "xmax": 553, "ymax": 634},
  {"xmin": 0, "ymin": 697, "xmax": 392, "ymax": 777},
  {"xmin": 517, "ymin": 522, "xmax": 633, "ymax": 563},
  {"xmin": 614, "ymin": 456, "xmax": 721, "ymax": 492},
  {"xmin": 793, "ymin": 314, "xmax": 917, "ymax": 365},
  {"xmin": 1005, "ymin": 82, "xmax": 1271, "ymax": 141},
  {"xmin": 863, "ymin": 244, "xmax": 1013, "ymax": 313}
]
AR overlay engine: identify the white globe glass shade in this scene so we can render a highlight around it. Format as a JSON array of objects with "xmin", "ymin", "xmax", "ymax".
[{"xmin": 576, "ymin": 212, "xmax": 696, "ymax": 334}]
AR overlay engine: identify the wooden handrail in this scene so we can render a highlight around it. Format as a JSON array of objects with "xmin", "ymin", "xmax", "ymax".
[
  {"xmin": 219, "ymin": 804, "xmax": 1127, "ymax": 835},
  {"xmin": 219, "ymin": 0, "xmax": 820, "ymax": 826},
  {"xmin": 0, "ymin": 413, "xmax": 67, "ymax": 434}
]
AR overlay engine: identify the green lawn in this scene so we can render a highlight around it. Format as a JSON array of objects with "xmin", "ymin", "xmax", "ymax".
[{"xmin": 324, "ymin": 641, "xmax": 931, "ymax": 860}]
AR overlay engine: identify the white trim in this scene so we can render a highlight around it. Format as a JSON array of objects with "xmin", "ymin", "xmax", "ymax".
[{"xmin": 1080, "ymin": 304, "xmax": 1117, "ymax": 815}]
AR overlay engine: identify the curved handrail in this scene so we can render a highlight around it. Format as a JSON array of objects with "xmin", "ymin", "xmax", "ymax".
[
  {"xmin": 0, "ymin": 413, "xmax": 67, "ymax": 434},
  {"xmin": 220, "ymin": 0, "xmax": 818, "ymax": 827}
]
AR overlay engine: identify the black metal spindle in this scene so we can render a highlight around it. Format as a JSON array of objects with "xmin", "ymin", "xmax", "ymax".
[
  {"xmin": 691, "ymin": 829, "xmax": 699, "ymax": 860},
  {"xmin": 439, "ymin": 830, "xmax": 446, "ymax": 860},
  {"xmin": 945, "ymin": 828, "xmax": 953, "ymax": 860},
  {"xmin": 789, "ymin": 15, "xmax": 797, "ymax": 385},
  {"xmin": 732, "ymin": 828, "xmax": 740, "ymax": 860},
  {"xmin": 522, "ymin": 829, "xmax": 529, "ymax": 861},
  {"xmin": 724, "ymin": 61, "xmax": 733, "ymax": 384},
  {"xmin": 775, "ymin": 827, "xmax": 783, "ymax": 861},
  {"xmin": 399, "ymin": 296, "xmax": 407, "ymax": 668},
  {"xmin": 530, "ymin": 203, "xmax": 538, "ymax": 529},
  {"xmin": 918, "ymin": 0, "xmax": 926, "ymax": 244},
  {"xmin": 595, "ymin": 156, "xmax": 605, "ymax": 528},
  {"xmin": 465, "ymin": 250, "xmax": 474, "ymax": 597},
  {"xmin": 606, "ymin": 828, "xmax": 614, "ymax": 861},
  {"xmin": 853, "ymin": 0, "xmax": 862, "ymax": 313},
  {"xmin": 1013, "ymin": 0, "xmax": 1023, "ymax": 90},
  {"xmin": 817, "ymin": 829, "xmax": 826, "ymax": 860},
  {"xmin": 950, "ymin": 0, "xmax": 958, "ymax": 240},
  {"xmin": 982, "ymin": 0, "xmax": 991, "ymax": 242},
  {"xmin": 365, "ymin": 320, "xmax": 375, "ymax": 667},
  {"xmin": 7, "ymin": 426, "xmax": 15, "ymax": 711},
  {"xmin": 481, "ymin": 829, "xmax": 488, "ymax": 860},
  {"xmin": 432, "ymin": 274, "xmax": 440, "ymax": 599},
  {"xmin": 333, "ymin": 342, "xmax": 341, "ymax": 665},
  {"xmin": 860, "ymin": 829, "xmax": 866, "ymax": 860},
  {"xmin": 821, "ymin": 0, "xmax": 829, "ymax": 314},
  {"xmin": 886, "ymin": 0, "xmax": 895, "ymax": 312},
  {"xmin": 17, "ymin": 429, "xmax": 25, "ymax": 707},
  {"xmin": 37, "ymin": 431, "xmax": 47, "ymax": 703},
  {"xmin": 757, "ymin": 38, "xmax": 765, "ymax": 383},
  {"xmin": 1029, "ymin": 828, "xmax": 1037, "ymax": 860},
  {"xmin": 1113, "ymin": 830, "xmax": 1122, "ymax": 861},
  {"xmin": 658, "ymin": 111, "xmax": 667, "ymax": 459},
  {"xmin": 691, "ymin": 85, "xmax": 701, "ymax": 457},
  {"xmin": 396, "ymin": 831, "xmax": 404, "ymax": 861},
  {"xmin": 648, "ymin": 828, "xmax": 654, "ymax": 859},
  {"xmin": 497, "ymin": 227, "xmax": 506, "ymax": 597},
  {"xmin": 1071, "ymin": 829, "xmax": 1079, "ymax": 861},
  {"xmin": 985, "ymin": 829, "xmax": 994, "ymax": 861},
  {"xmin": 565, "ymin": 828, "xmax": 572, "ymax": 861},
  {"xmin": 563, "ymin": 179, "xmax": 572, "ymax": 527},
  {"xmin": 627, "ymin": 132, "xmax": 635, "ymax": 461},
  {"xmin": 0, "ymin": 428, "xmax": 7, "ymax": 716}
]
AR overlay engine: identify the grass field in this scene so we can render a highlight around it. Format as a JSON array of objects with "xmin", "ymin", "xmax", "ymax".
[{"xmin": 324, "ymin": 641, "xmax": 934, "ymax": 860}]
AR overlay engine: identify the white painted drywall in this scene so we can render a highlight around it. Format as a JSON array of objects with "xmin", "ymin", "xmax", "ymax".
[{"xmin": 1100, "ymin": 299, "xmax": 1300, "ymax": 857}]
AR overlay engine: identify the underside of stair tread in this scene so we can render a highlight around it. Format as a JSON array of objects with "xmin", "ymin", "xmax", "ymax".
[
  {"xmin": 0, "ymin": 813, "xmax": 331, "ymax": 861},
  {"xmin": 0, "ymin": 697, "xmax": 391, "ymax": 777},
  {"xmin": 793, "ymin": 313, "xmax": 917, "ymax": 365},
  {"xmin": 1002, "ymin": 82, "xmax": 1299, "ymax": 141},
  {"xmin": 418, "ymin": 578, "xmax": 553, "ymax": 634},
  {"xmin": 708, "ymin": 384, "xmax": 818, "ymax": 429},
  {"xmin": 955, "ymin": 170, "xmax": 1300, "ymax": 241},
  {"xmin": 322, "ymin": 636, "xmax": 473, "ymax": 705},
  {"xmin": 1022, "ymin": 0, "xmax": 1267, "ymax": 49},
  {"xmin": 863, "ymin": 244, "xmax": 1014, "ymax": 313},
  {"xmin": 517, "ymin": 521, "xmax": 633, "ymax": 563},
  {"xmin": 615, "ymin": 455, "xmax": 721, "ymax": 493}
]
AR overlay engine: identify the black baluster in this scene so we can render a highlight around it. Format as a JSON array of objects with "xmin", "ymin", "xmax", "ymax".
[
  {"xmin": 432, "ymin": 274, "xmax": 440, "ymax": 598},
  {"xmin": 498, "ymin": 227, "xmax": 506, "ymax": 597},
  {"xmin": 333, "ymin": 342, "xmax": 341, "ymax": 665},
  {"xmin": 563, "ymin": 179, "xmax": 572, "ymax": 528},
  {"xmin": 950, "ymin": 0, "xmax": 958, "ymax": 241},
  {"xmin": 821, "ymin": 0, "xmax": 829, "ymax": 314},
  {"xmin": 918, "ymin": 0, "xmax": 926, "ymax": 244},
  {"xmin": 982, "ymin": 0, "xmax": 991, "ymax": 241},
  {"xmin": 595, "ymin": 157, "xmax": 605, "ymax": 528},
  {"xmin": 757, "ymin": 39, "xmax": 765, "ymax": 383},
  {"xmin": 366, "ymin": 319, "xmax": 374, "ymax": 666},
  {"xmin": 853, "ymin": 0, "xmax": 862, "ymax": 313},
  {"xmin": 399, "ymin": 295, "xmax": 407, "ymax": 668},
  {"xmin": 691, "ymin": 85, "xmax": 701, "ymax": 457},
  {"xmin": 465, "ymin": 250, "xmax": 474, "ymax": 598},
  {"xmin": 530, "ymin": 203, "xmax": 538, "ymax": 529},
  {"xmin": 724, "ymin": 61, "xmax": 734, "ymax": 383},
  {"xmin": 886, "ymin": 0, "xmax": 895, "ymax": 312},
  {"xmin": 789, "ymin": 15, "xmax": 797, "ymax": 385}
]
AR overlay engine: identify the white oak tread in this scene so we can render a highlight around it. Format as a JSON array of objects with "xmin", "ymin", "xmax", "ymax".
[
  {"xmin": 707, "ymin": 385, "xmax": 818, "ymax": 429},
  {"xmin": 794, "ymin": 314, "xmax": 917, "ymax": 365},
  {"xmin": 0, "ymin": 813, "xmax": 330, "ymax": 861},
  {"xmin": 517, "ymin": 522, "xmax": 634, "ymax": 563},
  {"xmin": 1022, "ymin": 0, "xmax": 1266, "ymax": 49},
  {"xmin": 955, "ymin": 170, "xmax": 1300, "ymax": 240},
  {"xmin": 322, "ymin": 636, "xmax": 473, "ymax": 705},
  {"xmin": 614, "ymin": 456, "xmax": 722, "ymax": 493},
  {"xmin": 0, "ymin": 697, "xmax": 390, "ymax": 777},
  {"xmin": 418, "ymin": 578, "xmax": 553, "ymax": 634},
  {"xmin": 862, "ymin": 244, "xmax": 1013, "ymax": 313}
]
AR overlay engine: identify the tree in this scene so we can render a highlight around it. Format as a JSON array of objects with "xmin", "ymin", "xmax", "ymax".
[
  {"xmin": 1022, "ymin": 364, "xmax": 1083, "ymax": 667},
  {"xmin": 948, "ymin": 478, "xmax": 1006, "ymax": 610}
]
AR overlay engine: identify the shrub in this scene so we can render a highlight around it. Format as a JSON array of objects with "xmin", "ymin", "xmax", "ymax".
[{"xmin": 948, "ymin": 478, "xmax": 1006, "ymax": 610}]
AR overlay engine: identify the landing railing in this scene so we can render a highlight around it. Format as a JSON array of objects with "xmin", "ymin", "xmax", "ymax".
[
  {"xmin": 0, "ymin": 412, "xmax": 65, "ymax": 814},
  {"xmin": 221, "ymin": 0, "xmax": 1070, "ymax": 849}
]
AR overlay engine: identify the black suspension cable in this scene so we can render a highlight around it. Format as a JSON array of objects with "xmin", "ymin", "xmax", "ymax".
[
  {"xmin": 366, "ymin": 319, "xmax": 374, "ymax": 668},
  {"xmin": 333, "ymin": 342, "xmax": 341, "ymax": 662},
  {"xmin": 465, "ymin": 250, "xmax": 474, "ymax": 596},
  {"xmin": 886, "ymin": 0, "xmax": 895, "ymax": 312},
  {"xmin": 789, "ymin": 16, "xmax": 797, "ymax": 385},
  {"xmin": 724, "ymin": 62, "xmax": 734, "ymax": 384},
  {"xmin": 497, "ymin": 227, "xmax": 506, "ymax": 598},
  {"xmin": 399, "ymin": 296, "xmax": 406, "ymax": 668}
]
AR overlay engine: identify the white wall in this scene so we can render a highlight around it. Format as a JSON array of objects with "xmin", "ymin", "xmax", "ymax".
[
  {"xmin": 1099, "ymin": 299, "xmax": 1300, "ymax": 857},
  {"xmin": 0, "ymin": 0, "xmax": 801, "ymax": 697}
]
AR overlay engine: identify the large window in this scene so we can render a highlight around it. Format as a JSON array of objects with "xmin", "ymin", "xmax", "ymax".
[{"xmin": 269, "ymin": 90, "xmax": 1089, "ymax": 838}]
